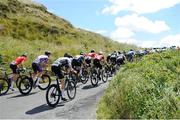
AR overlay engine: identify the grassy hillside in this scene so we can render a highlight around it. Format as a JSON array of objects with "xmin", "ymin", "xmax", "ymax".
[
  {"xmin": 97, "ymin": 50, "xmax": 180, "ymax": 119},
  {"xmin": 0, "ymin": 0, "xmax": 137, "ymax": 67}
]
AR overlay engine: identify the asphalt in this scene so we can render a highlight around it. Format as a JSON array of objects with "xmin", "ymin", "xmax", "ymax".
[{"xmin": 0, "ymin": 77, "xmax": 112, "ymax": 119}]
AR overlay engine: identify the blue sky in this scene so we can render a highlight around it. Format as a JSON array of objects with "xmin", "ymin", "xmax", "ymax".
[{"xmin": 34, "ymin": 0, "xmax": 180, "ymax": 48}]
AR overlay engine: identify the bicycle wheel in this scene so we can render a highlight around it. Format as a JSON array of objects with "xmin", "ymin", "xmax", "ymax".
[
  {"xmin": 16, "ymin": 75, "xmax": 26, "ymax": 89},
  {"xmin": 66, "ymin": 80, "xmax": 76, "ymax": 99},
  {"xmin": 0, "ymin": 78, "xmax": 10, "ymax": 96},
  {"xmin": 91, "ymin": 73, "xmax": 98, "ymax": 87},
  {"xmin": 46, "ymin": 84, "xmax": 61, "ymax": 107},
  {"xmin": 102, "ymin": 70, "xmax": 108, "ymax": 83},
  {"xmin": 38, "ymin": 74, "xmax": 51, "ymax": 90},
  {"xmin": 19, "ymin": 76, "xmax": 33, "ymax": 95},
  {"xmin": 81, "ymin": 70, "xmax": 89, "ymax": 84}
]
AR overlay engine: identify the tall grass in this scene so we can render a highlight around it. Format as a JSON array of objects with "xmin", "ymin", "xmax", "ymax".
[
  {"xmin": 97, "ymin": 50, "xmax": 180, "ymax": 119},
  {"xmin": 0, "ymin": 0, "xmax": 137, "ymax": 71}
]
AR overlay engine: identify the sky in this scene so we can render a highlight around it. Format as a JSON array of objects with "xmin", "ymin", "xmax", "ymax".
[{"xmin": 34, "ymin": 0, "xmax": 180, "ymax": 48}]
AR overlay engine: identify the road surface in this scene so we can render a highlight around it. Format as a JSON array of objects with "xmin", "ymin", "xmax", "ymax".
[{"xmin": 0, "ymin": 78, "xmax": 111, "ymax": 119}]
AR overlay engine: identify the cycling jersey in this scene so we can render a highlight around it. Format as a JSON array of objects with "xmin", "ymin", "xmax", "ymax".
[
  {"xmin": 72, "ymin": 55, "xmax": 84, "ymax": 67},
  {"xmin": 127, "ymin": 51, "xmax": 135, "ymax": 56},
  {"xmin": 110, "ymin": 54, "xmax": 117, "ymax": 63},
  {"xmin": 15, "ymin": 56, "xmax": 27, "ymax": 65},
  {"xmin": 10, "ymin": 56, "xmax": 27, "ymax": 73},
  {"xmin": 86, "ymin": 53, "xmax": 96, "ymax": 58},
  {"xmin": 94, "ymin": 54, "xmax": 104, "ymax": 61},
  {"xmin": 52, "ymin": 57, "xmax": 72, "ymax": 68},
  {"xmin": 117, "ymin": 54, "xmax": 125, "ymax": 60},
  {"xmin": 51, "ymin": 57, "xmax": 72, "ymax": 79},
  {"xmin": 33, "ymin": 55, "xmax": 49, "ymax": 65}
]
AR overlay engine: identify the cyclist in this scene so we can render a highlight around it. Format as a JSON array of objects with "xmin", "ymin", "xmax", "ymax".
[
  {"xmin": 126, "ymin": 49, "xmax": 135, "ymax": 62},
  {"xmin": 109, "ymin": 52, "xmax": 117, "ymax": 65},
  {"xmin": 93, "ymin": 51, "xmax": 105, "ymax": 80},
  {"xmin": 32, "ymin": 51, "xmax": 51, "ymax": 87},
  {"xmin": 10, "ymin": 53, "xmax": 27, "ymax": 91},
  {"xmin": 51, "ymin": 53, "xmax": 77, "ymax": 101},
  {"xmin": 72, "ymin": 55, "xmax": 86, "ymax": 80},
  {"xmin": 116, "ymin": 51, "xmax": 126, "ymax": 65}
]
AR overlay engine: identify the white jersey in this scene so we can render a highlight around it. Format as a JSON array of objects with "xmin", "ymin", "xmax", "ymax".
[
  {"xmin": 52, "ymin": 57, "xmax": 72, "ymax": 67},
  {"xmin": 33, "ymin": 55, "xmax": 49, "ymax": 64}
]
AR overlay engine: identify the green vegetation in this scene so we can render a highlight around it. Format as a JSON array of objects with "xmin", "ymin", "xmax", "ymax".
[
  {"xmin": 97, "ymin": 50, "xmax": 180, "ymax": 119},
  {"xmin": 0, "ymin": 0, "xmax": 137, "ymax": 69}
]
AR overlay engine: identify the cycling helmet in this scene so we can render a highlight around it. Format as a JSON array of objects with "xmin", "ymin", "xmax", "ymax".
[
  {"xmin": 118, "ymin": 51, "xmax": 121, "ymax": 54},
  {"xmin": 44, "ymin": 51, "xmax": 51, "ymax": 56},
  {"xmin": 21, "ymin": 52, "xmax": 28, "ymax": 57},
  {"xmin": 90, "ymin": 49, "xmax": 95, "ymax": 53},
  {"xmin": 64, "ymin": 53, "xmax": 73, "ymax": 58},
  {"xmin": 80, "ymin": 51, "xmax": 84, "ymax": 55},
  {"xmin": 98, "ymin": 51, "xmax": 103, "ymax": 55}
]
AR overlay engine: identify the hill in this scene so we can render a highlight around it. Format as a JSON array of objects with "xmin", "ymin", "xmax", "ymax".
[
  {"xmin": 0, "ymin": 0, "xmax": 137, "ymax": 66},
  {"xmin": 97, "ymin": 50, "xmax": 180, "ymax": 119}
]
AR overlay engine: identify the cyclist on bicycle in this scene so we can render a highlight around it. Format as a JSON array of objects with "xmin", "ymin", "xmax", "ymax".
[
  {"xmin": 126, "ymin": 49, "xmax": 135, "ymax": 62},
  {"xmin": 32, "ymin": 51, "xmax": 51, "ymax": 87},
  {"xmin": 93, "ymin": 51, "xmax": 105, "ymax": 80},
  {"xmin": 109, "ymin": 52, "xmax": 117, "ymax": 65},
  {"xmin": 116, "ymin": 51, "xmax": 126, "ymax": 65},
  {"xmin": 51, "ymin": 53, "xmax": 77, "ymax": 101},
  {"xmin": 10, "ymin": 53, "xmax": 27, "ymax": 91},
  {"xmin": 72, "ymin": 55, "xmax": 86, "ymax": 75}
]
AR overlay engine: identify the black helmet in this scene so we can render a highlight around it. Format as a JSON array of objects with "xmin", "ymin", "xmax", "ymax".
[
  {"xmin": 64, "ymin": 53, "xmax": 73, "ymax": 58},
  {"xmin": 90, "ymin": 49, "xmax": 95, "ymax": 53},
  {"xmin": 21, "ymin": 52, "xmax": 28, "ymax": 57},
  {"xmin": 118, "ymin": 51, "xmax": 121, "ymax": 54},
  {"xmin": 45, "ymin": 51, "xmax": 51, "ymax": 56},
  {"xmin": 80, "ymin": 51, "xmax": 84, "ymax": 55}
]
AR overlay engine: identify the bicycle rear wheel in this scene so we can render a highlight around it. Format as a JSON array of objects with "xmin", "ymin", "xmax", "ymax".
[
  {"xmin": 91, "ymin": 73, "xmax": 98, "ymax": 87},
  {"xmin": 0, "ymin": 78, "xmax": 10, "ymax": 96},
  {"xmin": 46, "ymin": 84, "xmax": 61, "ymax": 107},
  {"xmin": 19, "ymin": 77, "xmax": 33, "ymax": 95},
  {"xmin": 38, "ymin": 75, "xmax": 51, "ymax": 90},
  {"xmin": 81, "ymin": 70, "xmax": 89, "ymax": 84},
  {"xmin": 102, "ymin": 69, "xmax": 108, "ymax": 83},
  {"xmin": 66, "ymin": 80, "xmax": 76, "ymax": 99}
]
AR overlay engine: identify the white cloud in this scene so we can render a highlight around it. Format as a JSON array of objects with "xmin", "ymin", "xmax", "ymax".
[
  {"xmin": 115, "ymin": 14, "xmax": 170, "ymax": 33},
  {"xmin": 159, "ymin": 34, "xmax": 180, "ymax": 47},
  {"xmin": 110, "ymin": 14, "xmax": 171, "ymax": 47},
  {"xmin": 102, "ymin": 0, "xmax": 180, "ymax": 15},
  {"xmin": 94, "ymin": 30, "xmax": 107, "ymax": 34},
  {"xmin": 112, "ymin": 38, "xmax": 139, "ymax": 45},
  {"xmin": 138, "ymin": 40, "xmax": 159, "ymax": 48},
  {"xmin": 111, "ymin": 27, "xmax": 135, "ymax": 39},
  {"xmin": 135, "ymin": 34, "xmax": 180, "ymax": 48}
]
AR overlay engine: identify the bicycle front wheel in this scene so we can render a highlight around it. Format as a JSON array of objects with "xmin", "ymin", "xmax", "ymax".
[
  {"xmin": 38, "ymin": 75, "xmax": 51, "ymax": 90},
  {"xmin": 0, "ymin": 78, "xmax": 10, "ymax": 96},
  {"xmin": 46, "ymin": 84, "xmax": 61, "ymax": 107},
  {"xmin": 19, "ymin": 77, "xmax": 33, "ymax": 95},
  {"xmin": 66, "ymin": 80, "xmax": 76, "ymax": 99}
]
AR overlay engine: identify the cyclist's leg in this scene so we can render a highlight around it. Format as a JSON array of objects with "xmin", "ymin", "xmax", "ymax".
[
  {"xmin": 10, "ymin": 63, "xmax": 18, "ymax": 90},
  {"xmin": 53, "ymin": 65, "xmax": 67, "ymax": 100},
  {"xmin": 32, "ymin": 63, "xmax": 38, "ymax": 80},
  {"xmin": 36, "ymin": 68, "xmax": 43, "ymax": 86}
]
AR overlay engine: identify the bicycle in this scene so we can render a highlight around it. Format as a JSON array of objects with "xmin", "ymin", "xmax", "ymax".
[
  {"xmin": 0, "ymin": 68, "xmax": 27, "ymax": 96},
  {"xmin": 18, "ymin": 68, "xmax": 51, "ymax": 95},
  {"xmin": 46, "ymin": 72, "xmax": 76, "ymax": 107},
  {"xmin": 70, "ymin": 66, "xmax": 90, "ymax": 85}
]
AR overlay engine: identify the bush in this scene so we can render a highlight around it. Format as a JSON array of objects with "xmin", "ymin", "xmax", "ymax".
[{"xmin": 97, "ymin": 50, "xmax": 180, "ymax": 119}]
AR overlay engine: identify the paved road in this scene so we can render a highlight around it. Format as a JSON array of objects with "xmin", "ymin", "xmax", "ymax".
[{"xmin": 0, "ymin": 78, "xmax": 111, "ymax": 119}]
